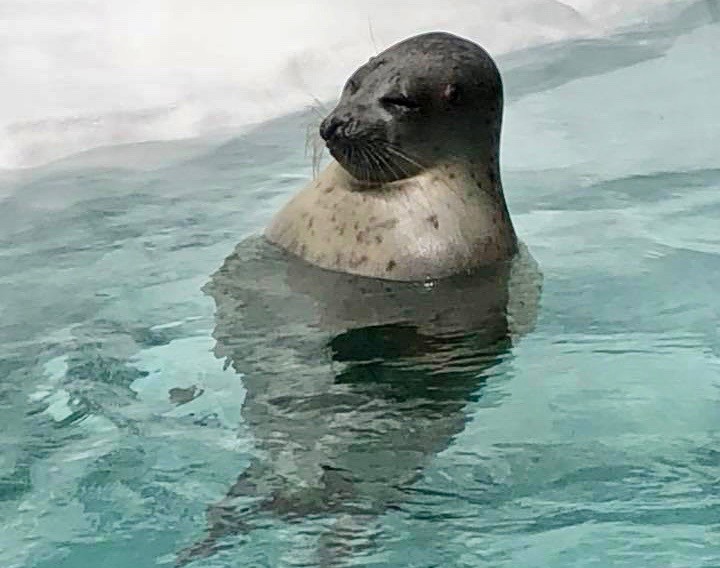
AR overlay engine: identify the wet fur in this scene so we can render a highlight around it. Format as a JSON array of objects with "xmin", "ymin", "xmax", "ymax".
[
  {"xmin": 266, "ymin": 160, "xmax": 516, "ymax": 280},
  {"xmin": 267, "ymin": 32, "xmax": 517, "ymax": 281},
  {"xmin": 178, "ymin": 31, "xmax": 535, "ymax": 566}
]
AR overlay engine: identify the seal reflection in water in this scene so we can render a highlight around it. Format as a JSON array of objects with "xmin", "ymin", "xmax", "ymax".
[{"xmin": 180, "ymin": 32, "xmax": 541, "ymax": 565}]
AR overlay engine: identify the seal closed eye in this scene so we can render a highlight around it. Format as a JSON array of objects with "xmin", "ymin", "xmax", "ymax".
[{"xmin": 265, "ymin": 31, "xmax": 518, "ymax": 281}]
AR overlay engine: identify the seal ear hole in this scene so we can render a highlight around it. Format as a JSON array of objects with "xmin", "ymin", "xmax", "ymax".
[
  {"xmin": 380, "ymin": 95, "xmax": 421, "ymax": 111},
  {"xmin": 441, "ymin": 83, "xmax": 461, "ymax": 105}
]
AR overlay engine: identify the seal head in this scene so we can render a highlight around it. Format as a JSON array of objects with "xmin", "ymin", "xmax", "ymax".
[
  {"xmin": 319, "ymin": 32, "xmax": 503, "ymax": 184},
  {"xmin": 266, "ymin": 32, "xmax": 517, "ymax": 281}
]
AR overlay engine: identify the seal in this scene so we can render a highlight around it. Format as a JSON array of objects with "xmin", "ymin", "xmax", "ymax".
[
  {"xmin": 265, "ymin": 31, "xmax": 518, "ymax": 281},
  {"xmin": 176, "ymin": 32, "xmax": 542, "ymax": 566}
]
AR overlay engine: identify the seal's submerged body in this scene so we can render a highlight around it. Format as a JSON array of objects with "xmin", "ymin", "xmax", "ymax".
[
  {"xmin": 184, "ymin": 236, "xmax": 540, "ymax": 565},
  {"xmin": 267, "ymin": 31, "xmax": 518, "ymax": 281},
  {"xmin": 180, "ymin": 32, "xmax": 540, "ymax": 565}
]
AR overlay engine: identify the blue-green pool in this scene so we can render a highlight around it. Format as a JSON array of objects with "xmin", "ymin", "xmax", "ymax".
[{"xmin": 1, "ymin": 5, "xmax": 719, "ymax": 567}]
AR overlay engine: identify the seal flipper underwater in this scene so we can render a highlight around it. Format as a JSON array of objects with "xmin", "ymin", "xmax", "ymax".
[{"xmin": 178, "ymin": 31, "xmax": 542, "ymax": 566}]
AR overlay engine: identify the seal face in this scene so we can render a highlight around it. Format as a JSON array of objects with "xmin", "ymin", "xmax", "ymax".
[
  {"xmin": 318, "ymin": 32, "xmax": 503, "ymax": 184},
  {"xmin": 266, "ymin": 31, "xmax": 518, "ymax": 281}
]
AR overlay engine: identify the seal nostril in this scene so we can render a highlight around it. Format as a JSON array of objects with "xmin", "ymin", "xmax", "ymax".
[
  {"xmin": 320, "ymin": 116, "xmax": 343, "ymax": 142},
  {"xmin": 319, "ymin": 118, "xmax": 333, "ymax": 141}
]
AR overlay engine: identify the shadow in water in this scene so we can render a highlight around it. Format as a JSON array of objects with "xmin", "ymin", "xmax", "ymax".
[{"xmin": 179, "ymin": 237, "xmax": 541, "ymax": 566}]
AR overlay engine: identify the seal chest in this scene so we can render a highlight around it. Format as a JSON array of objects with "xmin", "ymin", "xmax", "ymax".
[
  {"xmin": 265, "ymin": 31, "xmax": 518, "ymax": 281},
  {"xmin": 266, "ymin": 161, "xmax": 516, "ymax": 280}
]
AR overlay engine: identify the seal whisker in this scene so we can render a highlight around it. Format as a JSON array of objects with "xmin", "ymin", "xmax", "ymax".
[
  {"xmin": 387, "ymin": 143, "xmax": 416, "ymax": 180},
  {"xmin": 367, "ymin": 17, "xmax": 380, "ymax": 55},
  {"xmin": 354, "ymin": 145, "xmax": 369, "ymax": 182},
  {"xmin": 347, "ymin": 145, "xmax": 357, "ymax": 177},
  {"xmin": 372, "ymin": 145, "xmax": 445, "ymax": 220},
  {"xmin": 358, "ymin": 148, "xmax": 371, "ymax": 183},
  {"xmin": 365, "ymin": 148, "xmax": 380, "ymax": 182},
  {"xmin": 307, "ymin": 123, "xmax": 325, "ymax": 179},
  {"xmin": 379, "ymin": 145, "xmax": 406, "ymax": 183},
  {"xmin": 376, "ymin": 146, "xmax": 407, "ymax": 182},
  {"xmin": 356, "ymin": 145, "xmax": 372, "ymax": 183},
  {"xmin": 384, "ymin": 142, "xmax": 472, "ymax": 213},
  {"xmin": 364, "ymin": 146, "xmax": 384, "ymax": 181},
  {"xmin": 382, "ymin": 143, "xmax": 427, "ymax": 172},
  {"xmin": 310, "ymin": 96, "xmax": 330, "ymax": 115},
  {"xmin": 366, "ymin": 143, "xmax": 395, "ymax": 182}
]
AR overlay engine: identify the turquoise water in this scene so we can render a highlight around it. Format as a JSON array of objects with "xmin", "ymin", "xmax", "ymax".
[{"xmin": 2, "ymin": 8, "xmax": 720, "ymax": 568}]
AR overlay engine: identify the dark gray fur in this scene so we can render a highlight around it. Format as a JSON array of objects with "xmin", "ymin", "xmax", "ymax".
[{"xmin": 319, "ymin": 32, "xmax": 503, "ymax": 184}]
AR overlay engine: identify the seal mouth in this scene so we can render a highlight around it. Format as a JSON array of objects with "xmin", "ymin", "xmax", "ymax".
[{"xmin": 326, "ymin": 138, "xmax": 424, "ymax": 184}]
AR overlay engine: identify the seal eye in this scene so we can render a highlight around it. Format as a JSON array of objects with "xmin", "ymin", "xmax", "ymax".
[{"xmin": 380, "ymin": 95, "xmax": 420, "ymax": 111}]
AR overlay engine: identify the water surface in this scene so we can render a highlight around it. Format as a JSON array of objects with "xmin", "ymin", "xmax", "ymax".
[{"xmin": 1, "ymin": 8, "xmax": 720, "ymax": 568}]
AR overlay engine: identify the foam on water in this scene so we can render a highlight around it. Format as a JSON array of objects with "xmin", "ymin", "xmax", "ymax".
[{"xmin": 1, "ymin": 0, "xmax": 677, "ymax": 169}]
